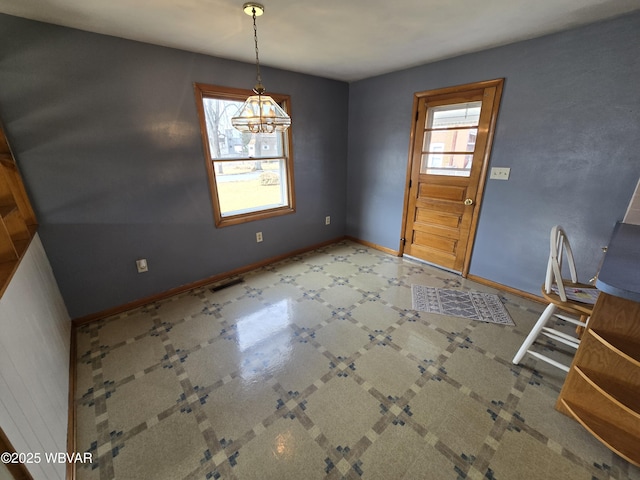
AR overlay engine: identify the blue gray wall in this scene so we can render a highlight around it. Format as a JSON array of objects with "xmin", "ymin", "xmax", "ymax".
[
  {"xmin": 0, "ymin": 14, "xmax": 348, "ymax": 318},
  {"xmin": 347, "ymin": 12, "xmax": 640, "ymax": 296},
  {"xmin": 1, "ymin": 12, "xmax": 639, "ymax": 317}
]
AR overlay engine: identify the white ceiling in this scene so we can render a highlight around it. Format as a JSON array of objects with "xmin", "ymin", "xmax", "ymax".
[{"xmin": 1, "ymin": 0, "xmax": 639, "ymax": 82}]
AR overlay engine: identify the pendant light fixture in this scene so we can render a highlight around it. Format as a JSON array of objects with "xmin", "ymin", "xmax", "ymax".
[{"xmin": 231, "ymin": 3, "xmax": 291, "ymax": 134}]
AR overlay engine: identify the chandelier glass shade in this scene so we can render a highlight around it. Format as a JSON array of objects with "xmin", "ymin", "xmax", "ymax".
[
  {"xmin": 232, "ymin": 93, "xmax": 291, "ymax": 133},
  {"xmin": 231, "ymin": 3, "xmax": 291, "ymax": 134}
]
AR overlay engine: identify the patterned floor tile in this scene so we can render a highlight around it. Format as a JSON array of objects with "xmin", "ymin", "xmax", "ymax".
[
  {"xmin": 199, "ymin": 376, "xmax": 280, "ymax": 443},
  {"xmin": 270, "ymin": 341, "xmax": 331, "ymax": 394},
  {"xmin": 350, "ymin": 301, "xmax": 402, "ymax": 331},
  {"xmin": 74, "ymin": 240, "xmax": 640, "ymax": 480},
  {"xmin": 442, "ymin": 347, "xmax": 518, "ymax": 402},
  {"xmin": 359, "ymin": 423, "xmax": 456, "ymax": 480},
  {"xmin": 258, "ymin": 283, "xmax": 303, "ymax": 305},
  {"xmin": 105, "ymin": 367, "xmax": 184, "ymax": 433},
  {"xmin": 303, "ymin": 376, "xmax": 382, "ymax": 448},
  {"xmin": 352, "ymin": 344, "xmax": 423, "ymax": 399},
  {"xmin": 216, "ymin": 295, "xmax": 268, "ymax": 322},
  {"xmin": 379, "ymin": 285, "xmax": 414, "ymax": 311},
  {"xmin": 390, "ymin": 320, "xmax": 451, "ymax": 361},
  {"xmin": 285, "ymin": 299, "xmax": 334, "ymax": 329},
  {"xmin": 96, "ymin": 311, "xmax": 156, "ymax": 348},
  {"xmin": 181, "ymin": 341, "xmax": 241, "ymax": 387},
  {"xmin": 515, "ymin": 381, "xmax": 615, "ymax": 463},
  {"xmin": 153, "ymin": 292, "xmax": 210, "ymax": 323},
  {"xmin": 418, "ymin": 312, "xmax": 474, "ymax": 332},
  {"xmin": 111, "ymin": 411, "xmax": 209, "ymax": 480},
  {"xmin": 75, "ymin": 396, "xmax": 98, "ymax": 456},
  {"xmin": 348, "ymin": 272, "xmax": 390, "ymax": 292},
  {"xmin": 399, "ymin": 442, "xmax": 461, "ymax": 480},
  {"xmin": 467, "ymin": 320, "xmax": 529, "ymax": 361},
  {"xmin": 312, "ymin": 318, "xmax": 372, "ymax": 358},
  {"xmin": 294, "ymin": 271, "xmax": 335, "ymax": 290},
  {"xmin": 370, "ymin": 261, "xmax": 410, "ymax": 278},
  {"xmin": 202, "ymin": 281, "xmax": 250, "ymax": 304},
  {"xmin": 100, "ymin": 334, "xmax": 167, "ymax": 383},
  {"xmin": 409, "ymin": 378, "xmax": 496, "ymax": 455},
  {"xmin": 490, "ymin": 428, "xmax": 596, "ymax": 480},
  {"xmin": 320, "ymin": 284, "xmax": 367, "ymax": 309},
  {"xmin": 166, "ymin": 313, "xmax": 226, "ymax": 351},
  {"xmin": 231, "ymin": 418, "xmax": 327, "ymax": 480}
]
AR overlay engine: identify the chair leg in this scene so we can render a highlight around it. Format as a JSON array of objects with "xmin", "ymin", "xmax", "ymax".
[
  {"xmin": 512, "ymin": 303, "xmax": 557, "ymax": 365},
  {"xmin": 575, "ymin": 315, "xmax": 588, "ymax": 338}
]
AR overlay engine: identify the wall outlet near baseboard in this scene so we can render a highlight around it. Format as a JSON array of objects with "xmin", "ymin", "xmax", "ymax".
[
  {"xmin": 136, "ymin": 258, "xmax": 148, "ymax": 273},
  {"xmin": 325, "ymin": 216, "xmax": 331, "ymax": 225},
  {"xmin": 256, "ymin": 232, "xmax": 263, "ymax": 243}
]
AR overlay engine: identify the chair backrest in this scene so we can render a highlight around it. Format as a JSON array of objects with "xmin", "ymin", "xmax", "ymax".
[{"xmin": 544, "ymin": 225, "xmax": 578, "ymax": 302}]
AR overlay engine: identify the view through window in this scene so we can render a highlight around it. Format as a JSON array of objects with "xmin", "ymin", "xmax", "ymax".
[
  {"xmin": 421, "ymin": 101, "xmax": 481, "ymax": 177},
  {"xmin": 194, "ymin": 83, "xmax": 294, "ymax": 227}
]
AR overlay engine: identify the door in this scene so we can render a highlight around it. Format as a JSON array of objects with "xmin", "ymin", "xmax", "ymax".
[{"xmin": 401, "ymin": 79, "xmax": 503, "ymax": 274}]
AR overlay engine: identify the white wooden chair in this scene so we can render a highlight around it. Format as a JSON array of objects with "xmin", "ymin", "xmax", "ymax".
[{"xmin": 512, "ymin": 225, "xmax": 599, "ymax": 372}]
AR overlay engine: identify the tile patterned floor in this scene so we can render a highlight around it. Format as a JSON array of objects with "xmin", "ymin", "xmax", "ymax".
[{"xmin": 74, "ymin": 241, "xmax": 640, "ymax": 480}]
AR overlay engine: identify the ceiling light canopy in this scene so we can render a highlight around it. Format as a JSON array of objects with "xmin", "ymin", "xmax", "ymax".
[{"xmin": 231, "ymin": 3, "xmax": 291, "ymax": 134}]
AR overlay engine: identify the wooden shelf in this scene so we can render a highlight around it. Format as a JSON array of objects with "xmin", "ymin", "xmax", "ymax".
[
  {"xmin": 13, "ymin": 239, "xmax": 30, "ymax": 257},
  {"xmin": 0, "ymin": 203, "xmax": 17, "ymax": 218},
  {"xmin": 0, "ymin": 121, "xmax": 38, "ymax": 297},
  {"xmin": 0, "ymin": 152, "xmax": 13, "ymax": 165},
  {"xmin": 589, "ymin": 329, "xmax": 640, "ymax": 367},
  {"xmin": 557, "ymin": 289, "xmax": 640, "ymax": 468},
  {"xmin": 575, "ymin": 366, "xmax": 640, "ymax": 420},
  {"xmin": 0, "ymin": 258, "xmax": 21, "ymax": 298},
  {"xmin": 562, "ymin": 399, "xmax": 640, "ymax": 467}
]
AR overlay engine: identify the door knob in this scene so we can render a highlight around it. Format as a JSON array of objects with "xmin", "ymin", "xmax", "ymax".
[{"xmin": 464, "ymin": 198, "xmax": 474, "ymax": 206}]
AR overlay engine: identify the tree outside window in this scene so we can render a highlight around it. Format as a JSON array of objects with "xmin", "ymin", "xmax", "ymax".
[{"xmin": 194, "ymin": 83, "xmax": 295, "ymax": 227}]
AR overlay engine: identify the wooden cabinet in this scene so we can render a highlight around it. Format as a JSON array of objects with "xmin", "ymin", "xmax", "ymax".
[
  {"xmin": 0, "ymin": 122, "xmax": 37, "ymax": 297},
  {"xmin": 556, "ymin": 223, "xmax": 640, "ymax": 467}
]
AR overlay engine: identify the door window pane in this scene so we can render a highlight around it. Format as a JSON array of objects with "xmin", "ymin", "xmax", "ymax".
[
  {"xmin": 421, "ymin": 101, "xmax": 481, "ymax": 177},
  {"xmin": 424, "ymin": 128, "xmax": 477, "ymax": 153},
  {"xmin": 421, "ymin": 154, "xmax": 473, "ymax": 177},
  {"xmin": 430, "ymin": 102, "xmax": 481, "ymax": 128}
]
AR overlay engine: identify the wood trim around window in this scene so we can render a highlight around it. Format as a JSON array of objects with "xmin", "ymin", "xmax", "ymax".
[{"xmin": 193, "ymin": 83, "xmax": 295, "ymax": 227}]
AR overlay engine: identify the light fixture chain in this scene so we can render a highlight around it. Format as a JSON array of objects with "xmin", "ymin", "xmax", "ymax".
[
  {"xmin": 232, "ymin": 3, "xmax": 290, "ymax": 133},
  {"xmin": 252, "ymin": 8, "xmax": 263, "ymax": 90}
]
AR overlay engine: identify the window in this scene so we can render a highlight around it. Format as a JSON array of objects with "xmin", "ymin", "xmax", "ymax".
[
  {"xmin": 421, "ymin": 101, "xmax": 481, "ymax": 177},
  {"xmin": 194, "ymin": 83, "xmax": 295, "ymax": 227}
]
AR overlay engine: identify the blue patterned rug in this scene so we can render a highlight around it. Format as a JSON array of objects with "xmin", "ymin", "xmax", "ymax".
[{"xmin": 411, "ymin": 285, "xmax": 514, "ymax": 326}]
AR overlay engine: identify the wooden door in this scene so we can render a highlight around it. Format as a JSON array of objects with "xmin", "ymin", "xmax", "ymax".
[{"xmin": 401, "ymin": 79, "xmax": 503, "ymax": 274}]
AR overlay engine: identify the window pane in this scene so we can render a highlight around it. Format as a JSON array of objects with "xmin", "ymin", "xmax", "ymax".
[
  {"xmin": 424, "ymin": 128, "xmax": 477, "ymax": 153},
  {"xmin": 429, "ymin": 102, "xmax": 481, "ymax": 128},
  {"xmin": 246, "ymin": 133, "xmax": 284, "ymax": 159},
  {"xmin": 215, "ymin": 160, "xmax": 288, "ymax": 216},
  {"xmin": 421, "ymin": 154, "xmax": 473, "ymax": 177},
  {"xmin": 202, "ymin": 98, "xmax": 244, "ymax": 159},
  {"xmin": 195, "ymin": 83, "xmax": 294, "ymax": 227},
  {"xmin": 202, "ymin": 97, "xmax": 284, "ymax": 159}
]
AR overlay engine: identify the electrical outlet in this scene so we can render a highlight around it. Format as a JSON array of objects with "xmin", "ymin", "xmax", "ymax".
[
  {"xmin": 490, "ymin": 167, "xmax": 510, "ymax": 180},
  {"xmin": 136, "ymin": 258, "xmax": 148, "ymax": 273},
  {"xmin": 256, "ymin": 232, "xmax": 263, "ymax": 243},
  {"xmin": 325, "ymin": 216, "xmax": 331, "ymax": 225}
]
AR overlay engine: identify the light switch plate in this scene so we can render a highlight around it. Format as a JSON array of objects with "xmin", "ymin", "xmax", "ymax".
[{"xmin": 490, "ymin": 167, "xmax": 510, "ymax": 180}]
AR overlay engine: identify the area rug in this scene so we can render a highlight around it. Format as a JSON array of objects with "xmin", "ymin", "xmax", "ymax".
[{"xmin": 411, "ymin": 285, "xmax": 515, "ymax": 326}]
